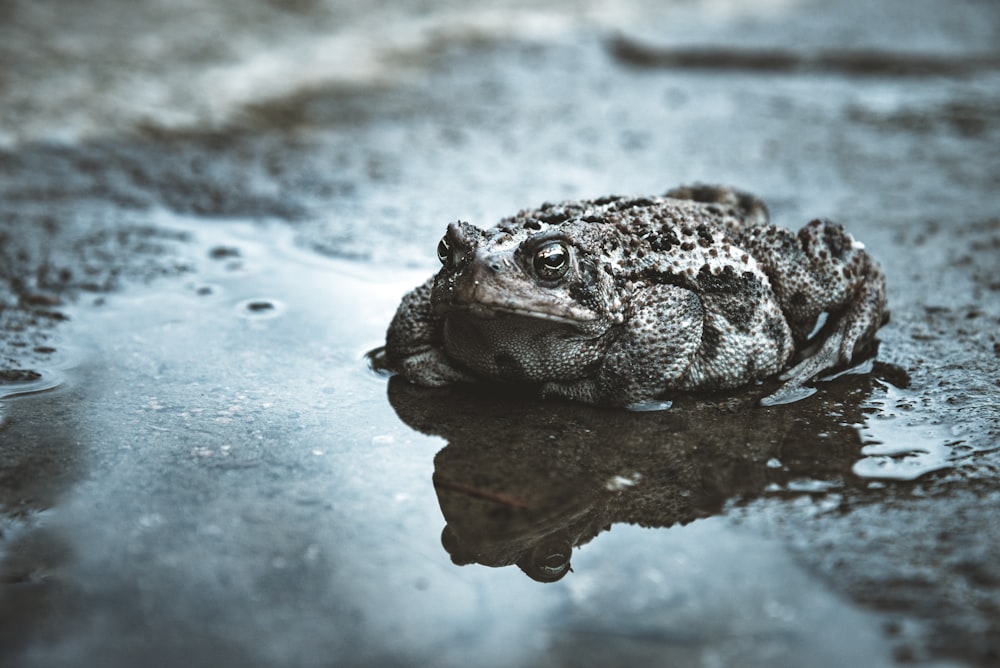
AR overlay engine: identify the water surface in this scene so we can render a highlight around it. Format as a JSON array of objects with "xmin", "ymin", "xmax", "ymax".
[{"xmin": 2, "ymin": 0, "xmax": 999, "ymax": 665}]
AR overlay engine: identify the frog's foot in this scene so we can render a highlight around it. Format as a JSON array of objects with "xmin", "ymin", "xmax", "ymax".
[
  {"xmin": 384, "ymin": 346, "xmax": 478, "ymax": 387},
  {"xmin": 366, "ymin": 346, "xmax": 392, "ymax": 374},
  {"xmin": 760, "ymin": 335, "xmax": 842, "ymax": 405},
  {"xmin": 761, "ymin": 279, "xmax": 888, "ymax": 406}
]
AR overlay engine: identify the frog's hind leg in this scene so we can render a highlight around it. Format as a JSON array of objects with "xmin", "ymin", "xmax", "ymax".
[
  {"xmin": 750, "ymin": 219, "xmax": 890, "ymax": 405},
  {"xmin": 664, "ymin": 184, "xmax": 770, "ymax": 227},
  {"xmin": 762, "ymin": 280, "xmax": 887, "ymax": 405}
]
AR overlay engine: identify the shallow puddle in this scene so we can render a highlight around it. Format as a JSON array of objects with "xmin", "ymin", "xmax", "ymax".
[{"xmin": 0, "ymin": 217, "xmax": 960, "ymax": 667}]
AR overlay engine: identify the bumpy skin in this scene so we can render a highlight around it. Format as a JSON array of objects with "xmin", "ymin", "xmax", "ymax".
[{"xmin": 382, "ymin": 185, "xmax": 888, "ymax": 407}]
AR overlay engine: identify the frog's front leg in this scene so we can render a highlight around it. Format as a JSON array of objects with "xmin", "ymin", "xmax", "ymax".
[
  {"xmin": 740, "ymin": 219, "xmax": 889, "ymax": 401},
  {"xmin": 542, "ymin": 284, "xmax": 704, "ymax": 406},
  {"xmin": 382, "ymin": 277, "xmax": 477, "ymax": 387}
]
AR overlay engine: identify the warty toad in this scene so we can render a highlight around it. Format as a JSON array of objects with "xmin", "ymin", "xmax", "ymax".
[{"xmin": 376, "ymin": 185, "xmax": 888, "ymax": 407}]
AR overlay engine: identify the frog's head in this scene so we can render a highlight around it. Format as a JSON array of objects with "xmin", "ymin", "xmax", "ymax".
[{"xmin": 429, "ymin": 220, "xmax": 622, "ymax": 382}]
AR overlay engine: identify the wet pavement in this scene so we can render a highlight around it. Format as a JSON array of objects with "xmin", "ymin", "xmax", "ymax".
[{"xmin": 1, "ymin": 1, "xmax": 999, "ymax": 666}]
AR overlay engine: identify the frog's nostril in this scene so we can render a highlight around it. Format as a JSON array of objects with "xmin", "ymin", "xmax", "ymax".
[
  {"xmin": 475, "ymin": 249, "xmax": 505, "ymax": 273},
  {"xmin": 482, "ymin": 253, "xmax": 505, "ymax": 273}
]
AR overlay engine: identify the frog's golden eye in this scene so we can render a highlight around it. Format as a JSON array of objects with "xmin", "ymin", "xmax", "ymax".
[
  {"xmin": 436, "ymin": 236, "xmax": 453, "ymax": 266},
  {"xmin": 533, "ymin": 241, "xmax": 570, "ymax": 280}
]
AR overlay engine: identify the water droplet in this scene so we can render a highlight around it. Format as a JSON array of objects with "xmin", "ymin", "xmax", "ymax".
[{"xmin": 625, "ymin": 399, "xmax": 672, "ymax": 412}]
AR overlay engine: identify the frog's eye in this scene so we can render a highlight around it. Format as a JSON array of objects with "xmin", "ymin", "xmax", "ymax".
[
  {"xmin": 537, "ymin": 547, "xmax": 571, "ymax": 576},
  {"xmin": 533, "ymin": 241, "xmax": 570, "ymax": 280},
  {"xmin": 521, "ymin": 539, "xmax": 573, "ymax": 582},
  {"xmin": 436, "ymin": 236, "xmax": 453, "ymax": 266}
]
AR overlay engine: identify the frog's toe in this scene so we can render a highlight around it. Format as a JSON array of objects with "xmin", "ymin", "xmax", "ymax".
[
  {"xmin": 761, "ymin": 322, "xmax": 846, "ymax": 405},
  {"xmin": 392, "ymin": 348, "xmax": 477, "ymax": 387},
  {"xmin": 759, "ymin": 380, "xmax": 817, "ymax": 406},
  {"xmin": 777, "ymin": 338, "xmax": 842, "ymax": 383}
]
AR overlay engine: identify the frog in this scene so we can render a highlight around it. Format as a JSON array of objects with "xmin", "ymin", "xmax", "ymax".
[{"xmin": 376, "ymin": 184, "xmax": 889, "ymax": 407}]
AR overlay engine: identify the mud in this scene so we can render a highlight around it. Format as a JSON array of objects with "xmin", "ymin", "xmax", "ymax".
[{"xmin": 2, "ymin": 0, "xmax": 999, "ymax": 666}]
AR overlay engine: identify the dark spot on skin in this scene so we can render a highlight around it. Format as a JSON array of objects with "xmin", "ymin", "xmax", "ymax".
[
  {"xmin": 523, "ymin": 220, "xmax": 542, "ymax": 231},
  {"xmin": 696, "ymin": 224, "xmax": 714, "ymax": 246},
  {"xmin": 728, "ymin": 306, "xmax": 756, "ymax": 333},
  {"xmin": 681, "ymin": 226, "xmax": 693, "ymax": 236},
  {"xmin": 822, "ymin": 222, "xmax": 849, "ymax": 258},
  {"xmin": 701, "ymin": 320, "xmax": 723, "ymax": 361},
  {"xmin": 568, "ymin": 282, "xmax": 597, "ymax": 308},
  {"xmin": 493, "ymin": 352, "xmax": 523, "ymax": 378},
  {"xmin": 697, "ymin": 266, "xmax": 762, "ymax": 333},
  {"xmin": 765, "ymin": 315, "xmax": 788, "ymax": 353},
  {"xmin": 681, "ymin": 242, "xmax": 695, "ymax": 251},
  {"xmin": 568, "ymin": 261, "xmax": 602, "ymax": 311},
  {"xmin": 698, "ymin": 264, "xmax": 736, "ymax": 292},
  {"xmin": 790, "ymin": 290, "xmax": 807, "ymax": 307},
  {"xmin": 650, "ymin": 227, "xmax": 680, "ymax": 252},
  {"xmin": 593, "ymin": 194, "xmax": 623, "ymax": 206},
  {"xmin": 536, "ymin": 211, "xmax": 569, "ymax": 225},
  {"xmin": 615, "ymin": 197, "xmax": 657, "ymax": 211}
]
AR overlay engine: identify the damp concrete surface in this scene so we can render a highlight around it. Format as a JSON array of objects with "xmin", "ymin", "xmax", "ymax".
[{"xmin": 1, "ymin": 1, "xmax": 999, "ymax": 667}]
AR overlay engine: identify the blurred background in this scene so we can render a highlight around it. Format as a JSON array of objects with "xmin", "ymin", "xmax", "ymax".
[{"xmin": 1, "ymin": 1, "xmax": 999, "ymax": 667}]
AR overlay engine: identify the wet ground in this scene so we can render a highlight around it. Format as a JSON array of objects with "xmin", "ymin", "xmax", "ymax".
[{"xmin": 1, "ymin": 0, "xmax": 999, "ymax": 666}]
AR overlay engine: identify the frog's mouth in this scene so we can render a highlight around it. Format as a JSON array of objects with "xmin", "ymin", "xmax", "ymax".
[
  {"xmin": 432, "ymin": 272, "xmax": 603, "ymax": 328},
  {"xmin": 440, "ymin": 307, "xmax": 606, "ymax": 382},
  {"xmin": 435, "ymin": 300, "xmax": 595, "ymax": 327}
]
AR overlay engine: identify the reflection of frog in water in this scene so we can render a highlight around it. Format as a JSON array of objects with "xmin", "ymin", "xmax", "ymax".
[
  {"xmin": 379, "ymin": 185, "xmax": 889, "ymax": 407},
  {"xmin": 386, "ymin": 366, "xmax": 905, "ymax": 582}
]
